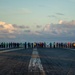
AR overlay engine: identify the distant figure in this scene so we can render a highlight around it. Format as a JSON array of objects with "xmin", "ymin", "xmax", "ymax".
[
  {"xmin": 44, "ymin": 42, "xmax": 46, "ymax": 48},
  {"xmin": 24, "ymin": 42, "xmax": 26, "ymax": 49},
  {"xmin": 56, "ymin": 42, "xmax": 59, "ymax": 48},
  {"xmin": 73, "ymin": 43, "xmax": 75, "ymax": 48},
  {"xmin": 6, "ymin": 43, "xmax": 8, "ymax": 48},
  {"xmin": 34, "ymin": 42, "xmax": 36, "ymax": 48},
  {"xmin": 32, "ymin": 43, "xmax": 33, "ymax": 48},
  {"xmin": 53, "ymin": 42, "xmax": 55, "ymax": 48},
  {"xmin": 50, "ymin": 43, "xmax": 52, "ymax": 48}
]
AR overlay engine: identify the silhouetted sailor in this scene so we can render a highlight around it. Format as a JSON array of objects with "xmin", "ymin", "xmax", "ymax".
[
  {"xmin": 31, "ymin": 43, "xmax": 33, "ymax": 48},
  {"xmin": 50, "ymin": 42, "xmax": 52, "ymax": 48},
  {"xmin": 24, "ymin": 42, "xmax": 26, "ymax": 49},
  {"xmin": 53, "ymin": 42, "xmax": 55, "ymax": 48}
]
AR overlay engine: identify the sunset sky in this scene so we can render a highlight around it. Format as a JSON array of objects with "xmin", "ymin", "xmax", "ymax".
[{"xmin": 0, "ymin": 0, "xmax": 75, "ymax": 43}]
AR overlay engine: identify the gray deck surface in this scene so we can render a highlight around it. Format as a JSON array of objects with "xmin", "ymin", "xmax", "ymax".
[{"xmin": 0, "ymin": 48, "xmax": 75, "ymax": 75}]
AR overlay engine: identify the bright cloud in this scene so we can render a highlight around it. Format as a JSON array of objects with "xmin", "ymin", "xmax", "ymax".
[
  {"xmin": 61, "ymin": 20, "xmax": 75, "ymax": 25},
  {"xmin": 0, "ymin": 21, "xmax": 30, "ymax": 38},
  {"xmin": 59, "ymin": 20, "xmax": 63, "ymax": 24},
  {"xmin": 43, "ymin": 24, "xmax": 50, "ymax": 32},
  {"xmin": 0, "ymin": 21, "xmax": 5, "ymax": 25},
  {"xmin": 43, "ymin": 20, "xmax": 75, "ymax": 35},
  {"xmin": 0, "ymin": 21, "xmax": 15, "ymax": 33},
  {"xmin": 0, "ymin": 20, "xmax": 75, "ymax": 42}
]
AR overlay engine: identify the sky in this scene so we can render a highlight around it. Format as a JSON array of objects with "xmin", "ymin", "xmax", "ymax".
[{"xmin": 0, "ymin": 0, "xmax": 75, "ymax": 43}]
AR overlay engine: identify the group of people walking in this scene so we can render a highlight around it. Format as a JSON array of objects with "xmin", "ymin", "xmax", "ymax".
[{"xmin": 0, "ymin": 42, "xmax": 75, "ymax": 49}]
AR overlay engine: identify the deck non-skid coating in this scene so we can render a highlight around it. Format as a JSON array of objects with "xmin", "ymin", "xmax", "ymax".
[
  {"xmin": 38, "ymin": 48, "xmax": 75, "ymax": 75},
  {"xmin": 0, "ymin": 48, "xmax": 75, "ymax": 75},
  {"xmin": 0, "ymin": 48, "xmax": 32, "ymax": 75}
]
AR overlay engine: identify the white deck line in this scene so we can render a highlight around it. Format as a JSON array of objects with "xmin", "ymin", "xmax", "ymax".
[
  {"xmin": 28, "ymin": 48, "xmax": 46, "ymax": 75},
  {"xmin": 0, "ymin": 48, "xmax": 23, "ymax": 53}
]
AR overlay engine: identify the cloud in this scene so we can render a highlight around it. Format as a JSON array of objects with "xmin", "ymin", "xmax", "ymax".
[
  {"xmin": 0, "ymin": 20, "xmax": 75, "ymax": 42},
  {"xmin": 43, "ymin": 24, "xmax": 50, "ymax": 32},
  {"xmin": 0, "ymin": 21, "xmax": 5, "ymax": 25},
  {"xmin": 56, "ymin": 13, "xmax": 64, "ymax": 15},
  {"xmin": 36, "ymin": 25, "xmax": 42, "ymax": 28},
  {"xmin": 34, "ymin": 31, "xmax": 42, "ymax": 35},
  {"xmin": 0, "ymin": 21, "xmax": 31, "ymax": 39},
  {"xmin": 24, "ymin": 30, "xmax": 31, "ymax": 33},
  {"xmin": 43, "ymin": 20, "xmax": 75, "ymax": 36},
  {"xmin": 59, "ymin": 20, "xmax": 63, "ymax": 24},
  {"xmin": 61, "ymin": 20, "xmax": 75, "ymax": 25},
  {"xmin": 13, "ymin": 24, "xmax": 29, "ymax": 29},
  {"xmin": 0, "ymin": 21, "xmax": 15, "ymax": 34}
]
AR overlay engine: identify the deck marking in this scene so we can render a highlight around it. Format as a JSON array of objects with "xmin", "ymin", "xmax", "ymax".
[
  {"xmin": 28, "ymin": 48, "xmax": 46, "ymax": 75},
  {"xmin": 0, "ymin": 48, "xmax": 23, "ymax": 53}
]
